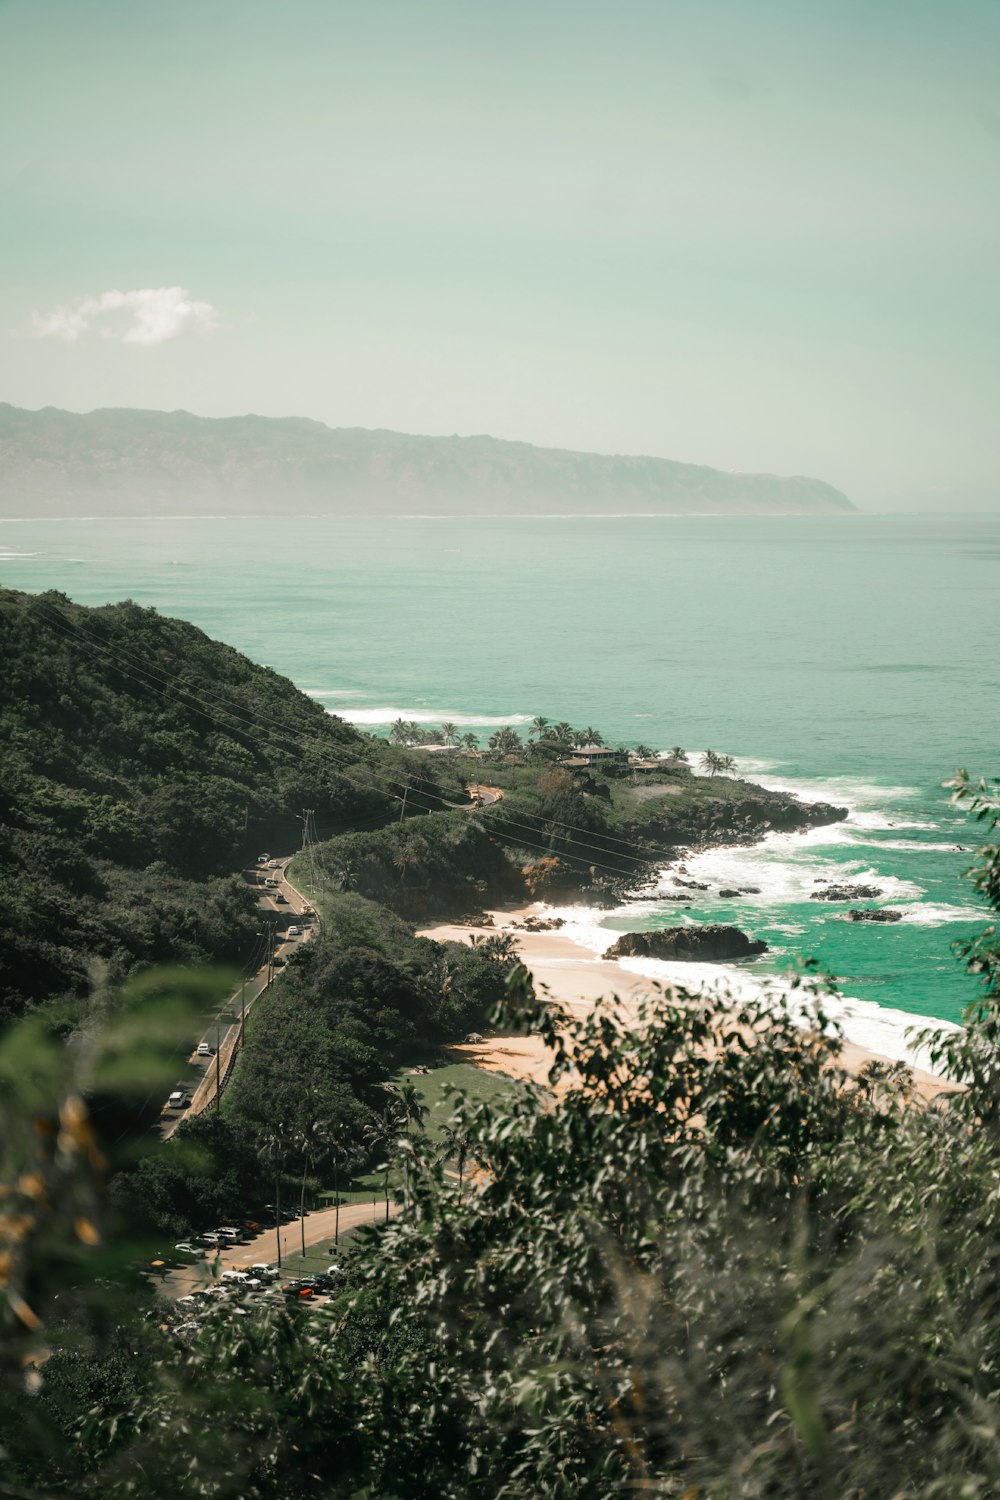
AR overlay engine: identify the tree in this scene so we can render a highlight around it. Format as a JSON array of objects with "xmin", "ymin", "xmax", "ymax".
[
  {"xmin": 383, "ymin": 1081, "xmax": 429, "ymax": 1206},
  {"xmin": 551, "ymin": 722, "xmax": 575, "ymax": 745},
  {"xmin": 530, "ymin": 716, "xmax": 551, "ymax": 740},
  {"xmin": 437, "ymin": 1121, "xmax": 473, "ymax": 1200},
  {"xmin": 668, "ymin": 745, "xmax": 689, "ymax": 764},
  {"xmin": 460, "ymin": 732, "xmax": 479, "ymax": 753},
  {"xmin": 257, "ymin": 1130, "xmax": 288, "ymax": 1267},
  {"xmin": 363, "ymin": 1106, "xmax": 403, "ymax": 1222},
  {"xmin": 582, "ymin": 727, "xmax": 604, "ymax": 746},
  {"xmin": 487, "ymin": 726, "xmax": 522, "ymax": 759},
  {"xmin": 481, "ymin": 932, "xmax": 519, "ymax": 963},
  {"xmin": 440, "ymin": 722, "xmax": 458, "ymax": 747},
  {"xmin": 633, "ymin": 744, "xmax": 656, "ymax": 760},
  {"xmin": 701, "ymin": 749, "xmax": 722, "ymax": 776},
  {"xmin": 717, "ymin": 753, "xmax": 736, "ymax": 776},
  {"xmin": 388, "ymin": 717, "xmax": 409, "ymax": 746}
]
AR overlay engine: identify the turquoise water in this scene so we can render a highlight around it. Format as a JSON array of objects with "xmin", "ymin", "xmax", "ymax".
[{"xmin": 3, "ymin": 512, "xmax": 997, "ymax": 1054}]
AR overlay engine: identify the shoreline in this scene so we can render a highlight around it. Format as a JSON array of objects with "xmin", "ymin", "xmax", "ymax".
[{"xmin": 420, "ymin": 903, "xmax": 955, "ymax": 1105}]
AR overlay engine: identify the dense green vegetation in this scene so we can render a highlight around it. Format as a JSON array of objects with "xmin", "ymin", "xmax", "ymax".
[
  {"xmin": 0, "ymin": 588, "xmax": 463, "ymax": 1023},
  {"xmin": 112, "ymin": 890, "xmax": 515, "ymax": 1239},
  {"xmin": 3, "ymin": 775, "xmax": 1000, "ymax": 1497}
]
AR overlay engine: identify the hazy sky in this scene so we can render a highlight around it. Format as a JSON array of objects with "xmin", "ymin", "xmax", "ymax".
[{"xmin": 2, "ymin": 0, "xmax": 998, "ymax": 508}]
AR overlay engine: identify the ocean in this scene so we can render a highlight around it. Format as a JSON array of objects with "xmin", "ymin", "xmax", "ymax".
[{"xmin": 3, "ymin": 510, "xmax": 997, "ymax": 1069}]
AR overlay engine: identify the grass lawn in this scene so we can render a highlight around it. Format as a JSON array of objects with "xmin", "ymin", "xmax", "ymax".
[
  {"xmin": 397, "ymin": 1059, "xmax": 522, "ymax": 1133},
  {"xmin": 277, "ymin": 1225, "xmax": 372, "ymax": 1279}
]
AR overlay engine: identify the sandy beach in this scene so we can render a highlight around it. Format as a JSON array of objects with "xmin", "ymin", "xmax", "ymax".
[{"xmin": 420, "ymin": 904, "xmax": 954, "ymax": 1104}]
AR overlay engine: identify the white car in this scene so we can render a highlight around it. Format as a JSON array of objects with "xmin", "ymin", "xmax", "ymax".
[
  {"xmin": 250, "ymin": 1263, "xmax": 279, "ymax": 1282},
  {"xmin": 167, "ymin": 1090, "xmax": 186, "ymax": 1109},
  {"xmin": 287, "ymin": 926, "xmax": 301, "ymax": 938},
  {"xmin": 196, "ymin": 1041, "xmax": 213, "ymax": 1057},
  {"xmin": 221, "ymin": 1269, "xmax": 249, "ymax": 1285},
  {"xmin": 267, "ymin": 860, "xmax": 280, "ymax": 869}
]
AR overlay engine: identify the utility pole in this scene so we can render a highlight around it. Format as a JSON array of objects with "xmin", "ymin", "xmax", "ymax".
[
  {"xmin": 399, "ymin": 784, "xmax": 409, "ymax": 823},
  {"xmin": 215, "ymin": 1020, "xmax": 221, "ymax": 1102},
  {"xmin": 239, "ymin": 974, "xmax": 247, "ymax": 1049}
]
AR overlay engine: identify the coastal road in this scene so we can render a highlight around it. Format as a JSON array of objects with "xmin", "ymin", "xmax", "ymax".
[
  {"xmin": 159, "ymin": 855, "xmax": 317, "ymax": 1136},
  {"xmin": 466, "ymin": 783, "xmax": 503, "ymax": 808},
  {"xmin": 160, "ymin": 1199, "xmax": 402, "ymax": 1299}
]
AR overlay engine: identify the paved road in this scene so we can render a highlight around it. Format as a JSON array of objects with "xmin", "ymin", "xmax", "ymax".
[
  {"xmin": 466, "ymin": 783, "xmax": 503, "ymax": 808},
  {"xmin": 159, "ymin": 855, "xmax": 316, "ymax": 1136},
  {"xmin": 161, "ymin": 1199, "xmax": 401, "ymax": 1298}
]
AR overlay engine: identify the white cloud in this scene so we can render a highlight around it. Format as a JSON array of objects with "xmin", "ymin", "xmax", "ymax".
[{"xmin": 30, "ymin": 286, "xmax": 218, "ymax": 345}]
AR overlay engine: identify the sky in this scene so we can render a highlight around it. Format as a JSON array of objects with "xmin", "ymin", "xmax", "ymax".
[{"xmin": 1, "ymin": 0, "xmax": 998, "ymax": 510}]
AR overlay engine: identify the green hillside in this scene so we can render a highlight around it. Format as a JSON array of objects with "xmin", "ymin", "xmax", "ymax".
[{"xmin": 0, "ymin": 588, "xmax": 458, "ymax": 1023}]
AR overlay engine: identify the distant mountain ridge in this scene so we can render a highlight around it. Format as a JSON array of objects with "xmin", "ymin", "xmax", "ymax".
[{"xmin": 0, "ymin": 402, "xmax": 855, "ymax": 516}]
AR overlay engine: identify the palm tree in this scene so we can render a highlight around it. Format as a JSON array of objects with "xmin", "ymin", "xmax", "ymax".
[
  {"xmin": 437, "ymin": 1122, "xmax": 473, "ymax": 1201},
  {"xmin": 335, "ymin": 864, "xmax": 356, "ymax": 893},
  {"xmin": 582, "ymin": 727, "xmax": 604, "ymax": 746},
  {"xmin": 668, "ymin": 746, "xmax": 689, "ymax": 765},
  {"xmin": 717, "ymin": 753, "xmax": 736, "ymax": 776},
  {"xmin": 384, "ymin": 1082, "xmax": 429, "ymax": 1206},
  {"xmin": 363, "ymin": 1107, "xmax": 403, "ymax": 1223},
  {"xmin": 552, "ymin": 722, "xmax": 575, "ymax": 746},
  {"xmin": 257, "ymin": 1131, "xmax": 287, "ymax": 1267},
  {"xmin": 529, "ymin": 716, "xmax": 551, "ymax": 740},
  {"xmin": 316, "ymin": 1126, "xmax": 357, "ymax": 1248},
  {"xmin": 488, "ymin": 726, "xmax": 521, "ymax": 759},
  {"xmin": 482, "ymin": 932, "xmax": 519, "ymax": 963},
  {"xmin": 389, "ymin": 717, "xmax": 409, "ymax": 746},
  {"xmin": 633, "ymin": 744, "xmax": 656, "ymax": 760},
  {"xmin": 393, "ymin": 835, "xmax": 426, "ymax": 885},
  {"xmin": 701, "ymin": 750, "xmax": 722, "ymax": 776},
  {"xmin": 440, "ymin": 721, "xmax": 458, "ymax": 746}
]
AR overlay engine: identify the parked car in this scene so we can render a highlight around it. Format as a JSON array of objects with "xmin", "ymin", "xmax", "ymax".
[
  {"xmin": 221, "ymin": 1270, "xmax": 249, "ymax": 1285},
  {"xmin": 167, "ymin": 1090, "xmax": 186, "ymax": 1109},
  {"xmin": 249, "ymin": 1263, "xmax": 279, "ymax": 1282},
  {"xmin": 217, "ymin": 1227, "xmax": 244, "ymax": 1244},
  {"xmin": 200, "ymin": 1232, "xmax": 223, "ymax": 1247}
]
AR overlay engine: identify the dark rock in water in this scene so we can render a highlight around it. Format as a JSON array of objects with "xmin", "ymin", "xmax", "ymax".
[
  {"xmin": 659, "ymin": 894, "xmax": 693, "ymax": 903},
  {"xmin": 847, "ymin": 908, "xmax": 903, "ymax": 923},
  {"xmin": 606, "ymin": 925, "xmax": 768, "ymax": 962},
  {"xmin": 718, "ymin": 888, "xmax": 741, "ymax": 898},
  {"xmin": 674, "ymin": 877, "xmax": 709, "ymax": 890},
  {"xmin": 810, "ymin": 884, "xmax": 883, "ymax": 902},
  {"xmin": 741, "ymin": 887, "xmax": 761, "ymax": 894}
]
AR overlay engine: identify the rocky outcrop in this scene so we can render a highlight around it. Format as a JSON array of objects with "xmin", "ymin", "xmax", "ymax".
[
  {"xmin": 847, "ymin": 908, "xmax": 903, "ymax": 923},
  {"xmin": 606, "ymin": 925, "xmax": 768, "ymax": 963},
  {"xmin": 810, "ymin": 884, "xmax": 883, "ymax": 902}
]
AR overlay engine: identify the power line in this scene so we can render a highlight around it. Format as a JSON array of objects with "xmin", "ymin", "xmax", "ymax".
[{"xmin": 25, "ymin": 594, "xmax": 693, "ymax": 866}]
